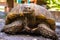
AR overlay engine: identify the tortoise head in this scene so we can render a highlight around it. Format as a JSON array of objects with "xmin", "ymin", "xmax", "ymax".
[{"xmin": 23, "ymin": 6, "xmax": 35, "ymax": 17}]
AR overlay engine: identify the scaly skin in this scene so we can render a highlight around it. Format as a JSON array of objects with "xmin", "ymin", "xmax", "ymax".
[
  {"xmin": 1, "ymin": 13, "xmax": 58, "ymax": 40},
  {"xmin": 1, "ymin": 20, "xmax": 24, "ymax": 34},
  {"xmin": 37, "ymin": 24, "xmax": 58, "ymax": 40},
  {"xmin": 24, "ymin": 23, "xmax": 58, "ymax": 40}
]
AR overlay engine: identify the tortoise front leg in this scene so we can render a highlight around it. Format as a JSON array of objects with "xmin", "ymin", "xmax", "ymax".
[
  {"xmin": 1, "ymin": 20, "xmax": 24, "ymax": 34},
  {"xmin": 34, "ymin": 23, "xmax": 58, "ymax": 40}
]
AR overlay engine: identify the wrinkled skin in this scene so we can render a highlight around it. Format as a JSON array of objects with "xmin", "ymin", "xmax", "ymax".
[{"xmin": 1, "ymin": 4, "xmax": 58, "ymax": 40}]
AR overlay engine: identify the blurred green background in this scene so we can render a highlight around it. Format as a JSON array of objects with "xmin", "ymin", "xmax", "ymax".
[{"xmin": 45, "ymin": 0, "xmax": 60, "ymax": 11}]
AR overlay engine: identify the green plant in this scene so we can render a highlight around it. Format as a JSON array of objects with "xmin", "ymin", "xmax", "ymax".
[{"xmin": 46, "ymin": 0, "xmax": 60, "ymax": 11}]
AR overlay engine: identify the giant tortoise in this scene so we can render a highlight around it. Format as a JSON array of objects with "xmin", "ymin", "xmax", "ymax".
[{"xmin": 1, "ymin": 4, "xmax": 58, "ymax": 40}]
